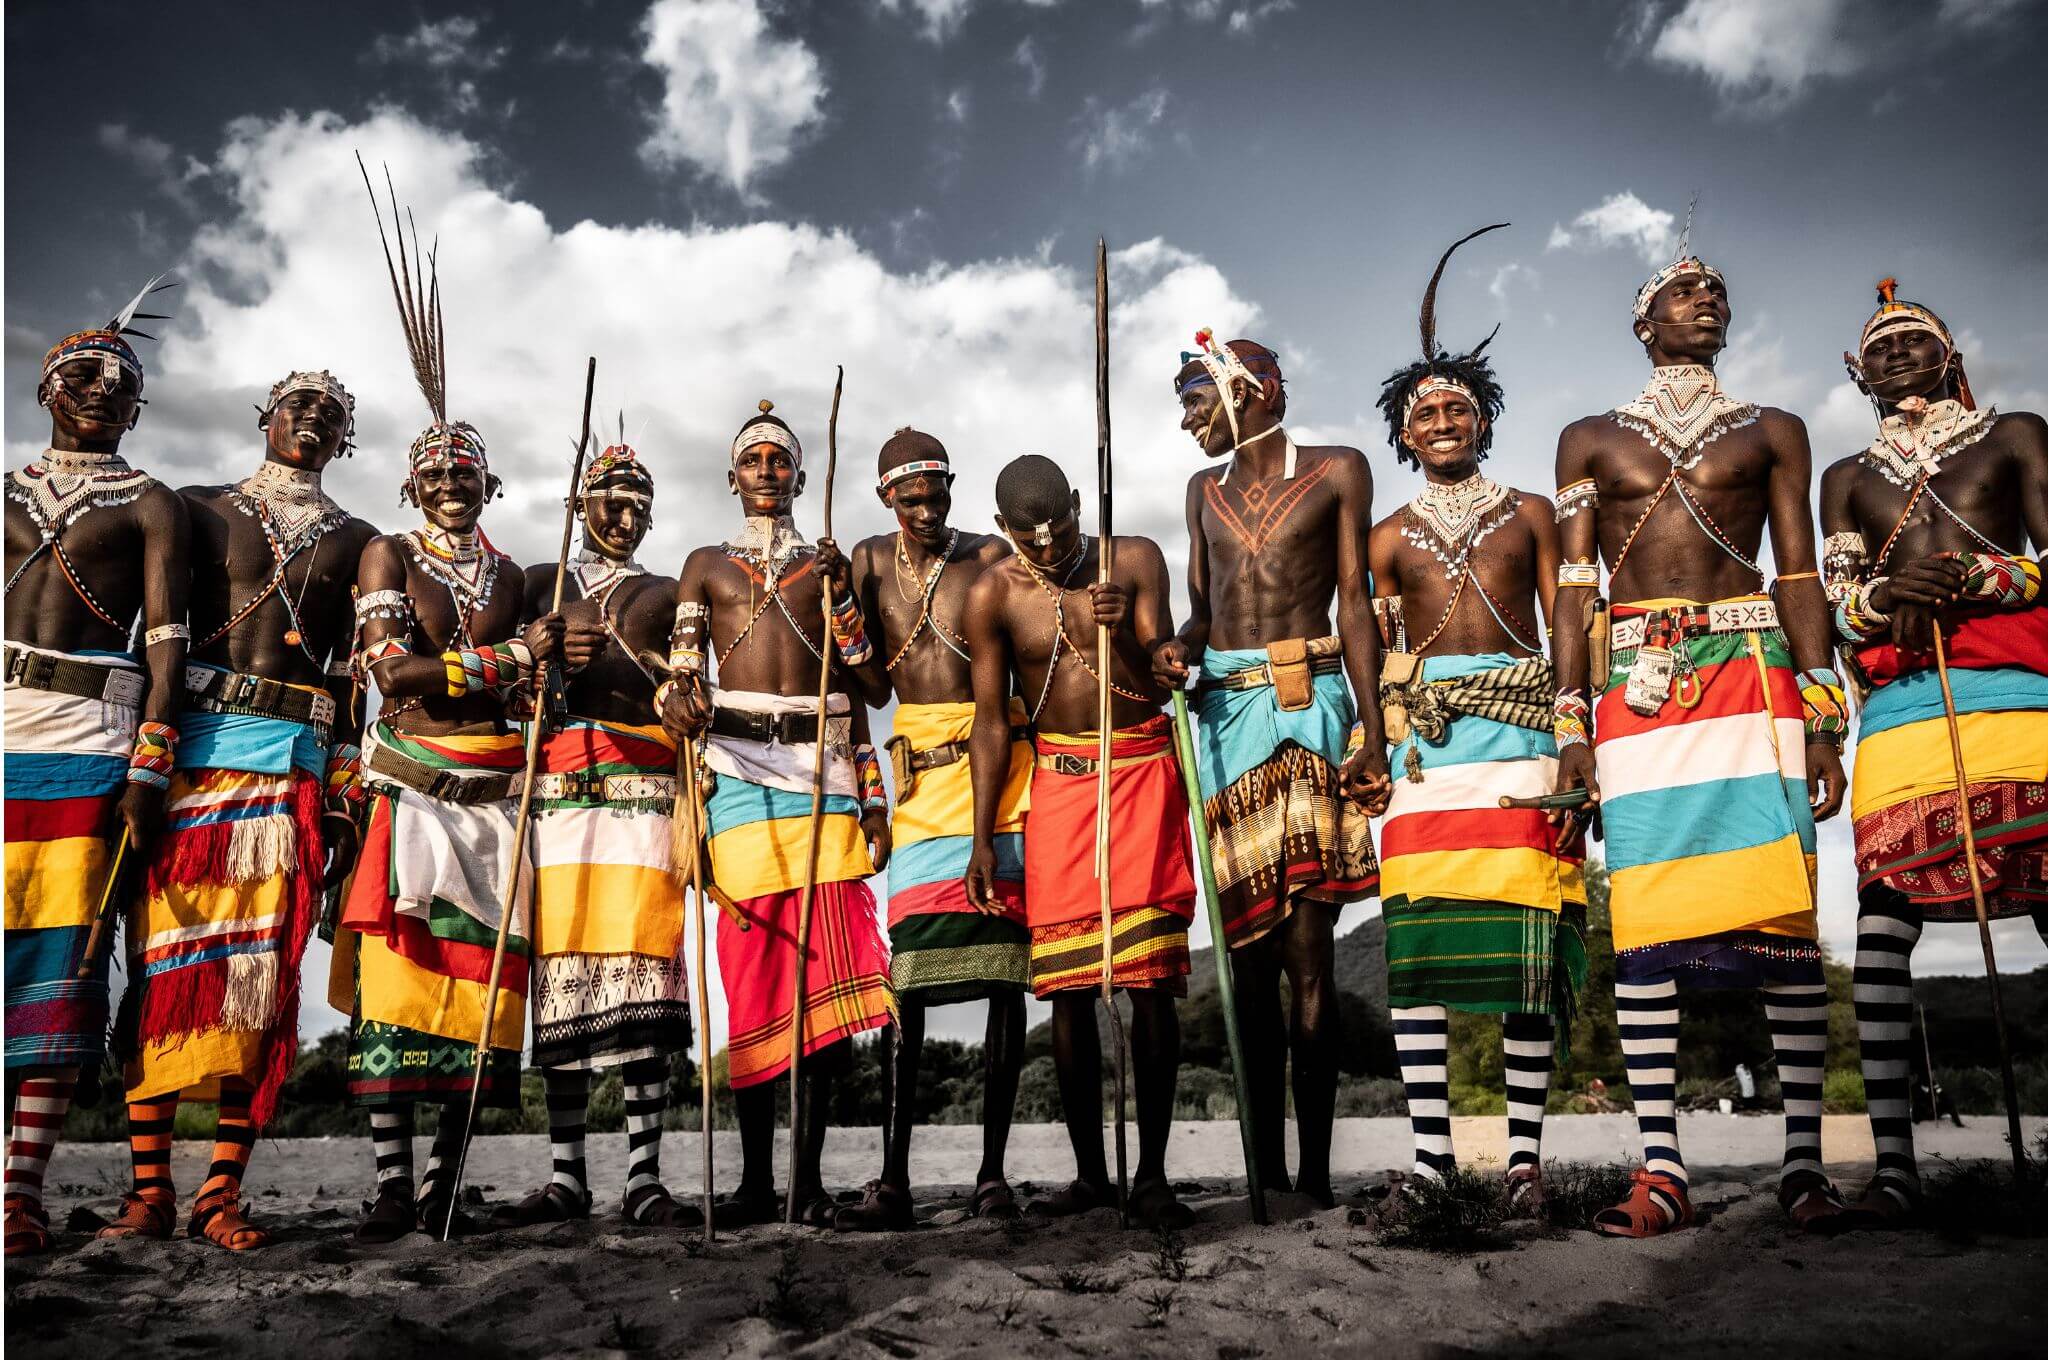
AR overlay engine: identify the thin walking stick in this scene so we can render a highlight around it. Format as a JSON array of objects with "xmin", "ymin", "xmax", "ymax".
[
  {"xmin": 443, "ymin": 355, "xmax": 598, "ymax": 1238},
  {"xmin": 785, "ymin": 366, "xmax": 843, "ymax": 1223},
  {"xmin": 1093, "ymin": 238, "xmax": 1130, "ymax": 1228},
  {"xmin": 1931, "ymin": 625, "xmax": 2029, "ymax": 1183},
  {"xmin": 679, "ymin": 734, "xmax": 717, "ymax": 1242},
  {"xmin": 1169, "ymin": 689, "xmax": 1267, "ymax": 1224}
]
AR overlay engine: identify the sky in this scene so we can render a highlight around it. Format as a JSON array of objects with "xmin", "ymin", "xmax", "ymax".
[{"xmin": 7, "ymin": 0, "xmax": 2047, "ymax": 1045}]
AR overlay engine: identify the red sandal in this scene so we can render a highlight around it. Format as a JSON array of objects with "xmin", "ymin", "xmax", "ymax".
[
  {"xmin": 96, "ymin": 1191, "xmax": 176, "ymax": 1242},
  {"xmin": 3, "ymin": 1196, "xmax": 53, "ymax": 1256},
  {"xmin": 1593, "ymin": 1168, "xmax": 1693, "ymax": 1238}
]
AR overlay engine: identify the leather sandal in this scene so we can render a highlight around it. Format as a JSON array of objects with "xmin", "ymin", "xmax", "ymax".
[
  {"xmin": 622, "ymin": 1183, "xmax": 704, "ymax": 1229},
  {"xmin": 1842, "ymin": 1174, "xmax": 1922, "ymax": 1228},
  {"xmin": 833, "ymin": 1179, "xmax": 914, "ymax": 1232},
  {"xmin": 3, "ymin": 1196, "xmax": 54, "ymax": 1256},
  {"xmin": 1779, "ymin": 1172, "xmax": 1851, "ymax": 1235},
  {"xmin": 788, "ymin": 1191, "xmax": 841, "ymax": 1229},
  {"xmin": 355, "ymin": 1182, "xmax": 417, "ymax": 1245},
  {"xmin": 1592, "ymin": 1168, "xmax": 1693, "ymax": 1238},
  {"xmin": 489, "ymin": 1182, "xmax": 591, "ymax": 1230},
  {"xmin": 96, "ymin": 1191, "xmax": 177, "ymax": 1242},
  {"xmin": 1130, "ymin": 1177, "xmax": 1195, "ymax": 1230},
  {"xmin": 1505, "ymin": 1165, "xmax": 1547, "ymax": 1218},
  {"xmin": 415, "ymin": 1189, "xmax": 480, "ymax": 1240},
  {"xmin": 190, "ymin": 1187, "xmax": 269, "ymax": 1252},
  {"xmin": 1026, "ymin": 1178, "xmax": 1113, "ymax": 1218},
  {"xmin": 970, "ymin": 1178, "xmax": 1020, "ymax": 1221}
]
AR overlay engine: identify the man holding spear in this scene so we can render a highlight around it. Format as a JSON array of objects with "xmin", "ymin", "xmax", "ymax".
[
  {"xmin": 330, "ymin": 174, "xmax": 589, "ymax": 1243},
  {"xmin": 964, "ymin": 454, "xmax": 1197, "ymax": 1229},
  {"xmin": 488, "ymin": 437, "xmax": 701, "ymax": 1230},
  {"xmin": 657, "ymin": 398, "xmax": 892, "ymax": 1227},
  {"xmin": 1820, "ymin": 278, "xmax": 2047, "ymax": 1219},
  {"xmin": 1152, "ymin": 328, "xmax": 1386, "ymax": 1209}
]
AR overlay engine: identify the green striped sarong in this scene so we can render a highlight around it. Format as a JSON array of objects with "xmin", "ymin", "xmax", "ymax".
[
  {"xmin": 1383, "ymin": 895, "xmax": 1588, "ymax": 1033},
  {"xmin": 888, "ymin": 912, "xmax": 1030, "ymax": 1008}
]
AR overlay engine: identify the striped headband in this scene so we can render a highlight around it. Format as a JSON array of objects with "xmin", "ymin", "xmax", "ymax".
[
  {"xmin": 409, "ymin": 420, "xmax": 489, "ymax": 477},
  {"xmin": 41, "ymin": 330, "xmax": 143, "ymax": 389},
  {"xmin": 1860, "ymin": 278, "xmax": 1953, "ymax": 354},
  {"xmin": 1403, "ymin": 373, "xmax": 1481, "ymax": 422},
  {"xmin": 582, "ymin": 443, "xmax": 652, "ymax": 495},
  {"xmin": 1633, "ymin": 256, "xmax": 1724, "ymax": 321},
  {"xmin": 878, "ymin": 459, "xmax": 951, "ymax": 492},
  {"xmin": 732, "ymin": 420, "xmax": 802, "ymax": 468}
]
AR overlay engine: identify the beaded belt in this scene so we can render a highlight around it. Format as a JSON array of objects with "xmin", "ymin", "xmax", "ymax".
[
  {"xmin": 528, "ymin": 770, "xmax": 678, "ymax": 804},
  {"xmin": 2, "ymin": 644, "xmax": 144, "ymax": 707},
  {"xmin": 1609, "ymin": 599, "xmax": 1778, "ymax": 652}
]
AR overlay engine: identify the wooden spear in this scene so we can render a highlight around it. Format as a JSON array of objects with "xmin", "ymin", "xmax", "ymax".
[
  {"xmin": 675, "ymin": 733, "xmax": 718, "ymax": 1243},
  {"xmin": 442, "ymin": 355, "xmax": 598, "ymax": 1238},
  {"xmin": 1093, "ymin": 238, "xmax": 1131, "ymax": 1228},
  {"xmin": 785, "ymin": 367, "xmax": 843, "ymax": 1223},
  {"xmin": 1931, "ymin": 625, "xmax": 2029, "ymax": 1184}
]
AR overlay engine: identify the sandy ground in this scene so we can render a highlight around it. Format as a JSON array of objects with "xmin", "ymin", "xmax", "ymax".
[{"xmin": 7, "ymin": 1115, "xmax": 2043, "ymax": 1358}]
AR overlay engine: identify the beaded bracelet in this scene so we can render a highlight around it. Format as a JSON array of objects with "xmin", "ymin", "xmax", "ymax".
[
  {"xmin": 128, "ymin": 721, "xmax": 179, "ymax": 789},
  {"xmin": 1955, "ymin": 552, "xmax": 2042, "ymax": 608},
  {"xmin": 324, "ymin": 742, "xmax": 366, "ymax": 819},
  {"xmin": 830, "ymin": 592, "xmax": 873, "ymax": 666},
  {"xmin": 1552, "ymin": 689, "xmax": 1591, "ymax": 751},
  {"xmin": 1796, "ymin": 667, "xmax": 1849, "ymax": 745},
  {"xmin": 1343, "ymin": 721, "xmax": 1367, "ymax": 761},
  {"xmin": 1834, "ymin": 577, "xmax": 1890, "ymax": 643},
  {"xmin": 855, "ymin": 744, "xmax": 888, "ymax": 811}
]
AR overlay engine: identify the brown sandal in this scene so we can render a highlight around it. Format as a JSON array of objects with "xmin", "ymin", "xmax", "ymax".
[
  {"xmin": 833, "ymin": 1179, "xmax": 914, "ymax": 1232},
  {"xmin": 1505, "ymin": 1165, "xmax": 1547, "ymax": 1218},
  {"xmin": 190, "ymin": 1188, "xmax": 270, "ymax": 1252},
  {"xmin": 622, "ymin": 1183, "xmax": 703, "ymax": 1229},
  {"xmin": 1779, "ymin": 1172, "xmax": 1851, "ymax": 1235},
  {"xmin": 355, "ymin": 1182, "xmax": 417, "ymax": 1245},
  {"xmin": 4, "ymin": 1196, "xmax": 53, "ymax": 1256},
  {"xmin": 489, "ymin": 1182, "xmax": 590, "ymax": 1230},
  {"xmin": 971, "ymin": 1178, "xmax": 1020, "ymax": 1221},
  {"xmin": 96, "ymin": 1191, "xmax": 177, "ymax": 1242}
]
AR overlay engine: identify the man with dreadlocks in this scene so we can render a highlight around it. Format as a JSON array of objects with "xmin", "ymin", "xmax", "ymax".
[
  {"xmin": 489, "ymin": 438, "xmax": 699, "ymax": 1231},
  {"xmin": 330, "ymin": 170, "xmax": 587, "ymax": 1243},
  {"xmin": 1819, "ymin": 279, "xmax": 2048, "ymax": 1224},
  {"xmin": 98, "ymin": 370, "xmax": 375, "ymax": 1253},
  {"xmin": 1151, "ymin": 330, "xmax": 1384, "ymax": 1208},
  {"xmin": 4, "ymin": 280, "xmax": 188, "ymax": 1257},
  {"xmin": 657, "ymin": 399, "xmax": 892, "ymax": 1227},
  {"xmin": 833, "ymin": 429, "xmax": 1030, "ymax": 1230},
  {"xmin": 1551, "ymin": 222, "xmax": 1847, "ymax": 1237},
  {"xmin": 1364, "ymin": 227, "xmax": 1587, "ymax": 1213},
  {"xmin": 966, "ymin": 454, "xmax": 1197, "ymax": 1229}
]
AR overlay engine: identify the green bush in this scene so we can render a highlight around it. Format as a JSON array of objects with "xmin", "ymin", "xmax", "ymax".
[{"xmin": 1822, "ymin": 1067, "xmax": 1866, "ymax": 1113}]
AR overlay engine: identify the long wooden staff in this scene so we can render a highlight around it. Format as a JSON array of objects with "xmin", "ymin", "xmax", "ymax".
[
  {"xmin": 679, "ymin": 734, "xmax": 718, "ymax": 1242},
  {"xmin": 1093, "ymin": 238, "xmax": 1130, "ymax": 1228},
  {"xmin": 77, "ymin": 830, "xmax": 133, "ymax": 979},
  {"xmin": 1931, "ymin": 625, "xmax": 2028, "ymax": 1183},
  {"xmin": 785, "ymin": 366, "xmax": 843, "ymax": 1223},
  {"xmin": 1168, "ymin": 689, "xmax": 1267, "ymax": 1223},
  {"xmin": 442, "ymin": 355, "xmax": 598, "ymax": 1238}
]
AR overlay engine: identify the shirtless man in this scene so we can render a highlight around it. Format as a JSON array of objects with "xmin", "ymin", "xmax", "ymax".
[
  {"xmin": 101, "ymin": 370, "xmax": 374, "ymax": 1252},
  {"xmin": 3, "ymin": 289, "xmax": 188, "ymax": 1256},
  {"xmin": 1551, "ymin": 239, "xmax": 1847, "ymax": 1237},
  {"xmin": 835, "ymin": 429, "xmax": 1030, "ymax": 1230},
  {"xmin": 1364, "ymin": 230, "xmax": 1586, "ymax": 1212},
  {"xmin": 1151, "ymin": 332, "xmax": 1385, "ymax": 1208},
  {"xmin": 965, "ymin": 454, "xmax": 1196, "ymax": 1229},
  {"xmin": 1819, "ymin": 278, "xmax": 2048, "ymax": 1223},
  {"xmin": 493, "ymin": 440, "xmax": 699, "ymax": 1230},
  {"xmin": 658, "ymin": 400, "xmax": 893, "ymax": 1226}
]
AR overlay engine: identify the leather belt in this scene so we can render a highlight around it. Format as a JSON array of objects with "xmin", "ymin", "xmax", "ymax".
[
  {"xmin": 885, "ymin": 725, "xmax": 1030, "ymax": 805},
  {"xmin": 710, "ymin": 706, "xmax": 822, "ymax": 746},
  {"xmin": 1033, "ymin": 745, "xmax": 1172, "ymax": 777},
  {"xmin": 2, "ymin": 645, "xmax": 144, "ymax": 708},
  {"xmin": 366, "ymin": 742, "xmax": 521, "ymax": 804},
  {"xmin": 1195, "ymin": 652, "xmax": 1344, "ymax": 694},
  {"xmin": 184, "ymin": 665, "xmax": 335, "ymax": 733},
  {"xmin": 529, "ymin": 771, "xmax": 678, "ymax": 804},
  {"xmin": 1610, "ymin": 598, "xmax": 1779, "ymax": 651}
]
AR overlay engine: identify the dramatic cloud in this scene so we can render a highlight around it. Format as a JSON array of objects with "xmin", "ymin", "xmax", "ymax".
[
  {"xmin": 97, "ymin": 124, "xmax": 207, "ymax": 216},
  {"xmin": 1075, "ymin": 86, "xmax": 1170, "ymax": 172},
  {"xmin": 1544, "ymin": 191, "xmax": 1677, "ymax": 266},
  {"xmin": 1014, "ymin": 35, "xmax": 1047, "ymax": 98},
  {"xmin": 1631, "ymin": 0, "xmax": 1859, "ymax": 113},
  {"xmin": 97, "ymin": 109, "xmax": 1258, "ymax": 580},
  {"xmin": 638, "ymin": 0, "xmax": 827, "ymax": 197},
  {"xmin": 367, "ymin": 15, "xmax": 507, "ymax": 71}
]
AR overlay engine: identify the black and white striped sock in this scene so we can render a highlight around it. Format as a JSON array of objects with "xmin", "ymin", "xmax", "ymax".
[
  {"xmin": 1617, "ymin": 979, "xmax": 1685, "ymax": 1188},
  {"xmin": 1765, "ymin": 982, "xmax": 1830, "ymax": 1187},
  {"xmin": 621, "ymin": 1057, "xmax": 668, "ymax": 1219},
  {"xmin": 1502, "ymin": 1013, "xmax": 1554, "ymax": 1172},
  {"xmin": 1392, "ymin": 1005, "xmax": 1454, "ymax": 1178},
  {"xmin": 370, "ymin": 1108, "xmax": 414, "ymax": 1190},
  {"xmin": 1854, "ymin": 886, "xmax": 1922, "ymax": 1196},
  {"xmin": 544, "ymin": 1068, "xmax": 591, "ymax": 1202}
]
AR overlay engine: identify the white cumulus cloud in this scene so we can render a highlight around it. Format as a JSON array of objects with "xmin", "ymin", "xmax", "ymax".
[
  {"xmin": 638, "ymin": 0, "xmax": 827, "ymax": 198},
  {"xmin": 367, "ymin": 15, "xmax": 506, "ymax": 71},
  {"xmin": 1545, "ymin": 191, "xmax": 1677, "ymax": 266},
  {"xmin": 1636, "ymin": 0, "xmax": 1860, "ymax": 114}
]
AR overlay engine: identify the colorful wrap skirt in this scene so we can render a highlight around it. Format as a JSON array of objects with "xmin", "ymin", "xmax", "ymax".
[
  {"xmin": 3, "ymin": 647, "xmax": 137, "ymax": 1070},
  {"xmin": 705, "ymin": 689, "xmax": 890, "ymax": 1088},
  {"xmin": 1380, "ymin": 653, "xmax": 1588, "ymax": 1021},
  {"xmin": 329, "ymin": 724, "xmax": 530, "ymax": 1108},
  {"xmin": 528, "ymin": 719, "xmax": 692, "ymax": 1072},
  {"xmin": 1190, "ymin": 642, "xmax": 1377, "ymax": 948},
  {"xmin": 1849, "ymin": 605, "xmax": 2048, "ymax": 920},
  {"xmin": 886, "ymin": 699, "xmax": 1030, "ymax": 1005},
  {"xmin": 121, "ymin": 697, "xmax": 327, "ymax": 1125},
  {"xmin": 1595, "ymin": 599, "xmax": 1822, "ymax": 989},
  {"xmin": 1024, "ymin": 716, "xmax": 1196, "ymax": 998}
]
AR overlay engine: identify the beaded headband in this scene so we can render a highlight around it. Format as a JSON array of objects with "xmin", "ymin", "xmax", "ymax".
[{"xmin": 879, "ymin": 458, "xmax": 951, "ymax": 492}]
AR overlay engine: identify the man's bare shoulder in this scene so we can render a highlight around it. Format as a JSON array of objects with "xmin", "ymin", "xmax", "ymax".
[
  {"xmin": 680, "ymin": 543, "xmax": 732, "ymax": 574},
  {"xmin": 1512, "ymin": 486, "xmax": 1556, "ymax": 520},
  {"xmin": 1297, "ymin": 443, "xmax": 1370, "ymax": 479},
  {"xmin": 1368, "ymin": 501, "xmax": 1408, "ymax": 536},
  {"xmin": 1992, "ymin": 409, "xmax": 2048, "ymax": 445},
  {"xmin": 962, "ymin": 530, "xmax": 1010, "ymax": 564},
  {"xmin": 1560, "ymin": 411, "xmax": 1620, "ymax": 443},
  {"xmin": 1820, "ymin": 450, "xmax": 1870, "ymax": 490}
]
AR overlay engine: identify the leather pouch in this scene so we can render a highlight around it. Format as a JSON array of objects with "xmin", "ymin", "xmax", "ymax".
[
  {"xmin": 1268, "ymin": 637, "xmax": 1313, "ymax": 711},
  {"xmin": 885, "ymin": 734, "xmax": 915, "ymax": 805},
  {"xmin": 1379, "ymin": 650, "xmax": 1419, "ymax": 744}
]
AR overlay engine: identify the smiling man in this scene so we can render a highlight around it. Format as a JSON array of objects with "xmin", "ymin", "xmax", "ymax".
[
  {"xmin": 1365, "ymin": 230, "xmax": 1587, "ymax": 1215},
  {"xmin": 834, "ymin": 429, "xmax": 1031, "ymax": 1230},
  {"xmin": 1150, "ymin": 332, "xmax": 1384, "ymax": 1208},
  {"xmin": 657, "ymin": 400, "xmax": 892, "ymax": 1228},
  {"xmin": 490, "ymin": 439, "xmax": 699, "ymax": 1231},
  {"xmin": 1551, "ymin": 236, "xmax": 1848, "ymax": 1237},
  {"xmin": 3, "ymin": 289, "xmax": 188, "ymax": 1257},
  {"xmin": 1819, "ymin": 279, "xmax": 2048, "ymax": 1224},
  {"xmin": 96, "ymin": 371, "xmax": 375, "ymax": 1253}
]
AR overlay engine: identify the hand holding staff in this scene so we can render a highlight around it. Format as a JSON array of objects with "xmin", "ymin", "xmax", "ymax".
[
  {"xmin": 785, "ymin": 366, "xmax": 843, "ymax": 1224},
  {"xmin": 1093, "ymin": 238, "xmax": 1131, "ymax": 1228},
  {"xmin": 442, "ymin": 355, "xmax": 598, "ymax": 1238}
]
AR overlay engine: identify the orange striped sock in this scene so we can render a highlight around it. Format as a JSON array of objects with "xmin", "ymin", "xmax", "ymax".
[
  {"xmin": 199, "ymin": 1082, "xmax": 256, "ymax": 1201},
  {"xmin": 126, "ymin": 1095, "xmax": 180, "ymax": 1204}
]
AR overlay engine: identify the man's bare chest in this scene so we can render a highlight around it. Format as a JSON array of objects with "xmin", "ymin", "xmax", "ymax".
[{"xmin": 1200, "ymin": 467, "xmax": 1338, "ymax": 562}]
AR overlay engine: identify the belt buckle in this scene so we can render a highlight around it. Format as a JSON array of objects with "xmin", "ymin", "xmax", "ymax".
[
  {"xmin": 309, "ymin": 690, "xmax": 336, "ymax": 729},
  {"xmin": 1054, "ymin": 752, "xmax": 1091, "ymax": 777},
  {"xmin": 3, "ymin": 647, "xmax": 28, "ymax": 684},
  {"xmin": 224, "ymin": 672, "xmax": 260, "ymax": 706},
  {"xmin": 103, "ymin": 669, "xmax": 145, "ymax": 709}
]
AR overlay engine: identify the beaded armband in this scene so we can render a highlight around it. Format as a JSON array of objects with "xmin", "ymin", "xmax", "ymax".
[
  {"xmin": 1954, "ymin": 552, "xmax": 2042, "ymax": 608},
  {"xmin": 128, "ymin": 721, "xmax": 179, "ymax": 790},
  {"xmin": 1834, "ymin": 577, "xmax": 1890, "ymax": 643},
  {"xmin": 144, "ymin": 623, "xmax": 190, "ymax": 648},
  {"xmin": 440, "ymin": 639, "xmax": 535, "ymax": 699},
  {"xmin": 1344, "ymin": 721, "xmax": 1367, "ymax": 761},
  {"xmin": 360, "ymin": 635, "xmax": 412, "ymax": 671},
  {"xmin": 1556, "ymin": 561, "xmax": 1600, "ymax": 589},
  {"xmin": 1796, "ymin": 667, "xmax": 1849, "ymax": 745},
  {"xmin": 855, "ymin": 743, "xmax": 888, "ymax": 811},
  {"xmin": 1555, "ymin": 479, "xmax": 1598, "ymax": 522},
  {"xmin": 669, "ymin": 601, "xmax": 708, "ymax": 676},
  {"xmin": 324, "ymin": 741, "xmax": 366, "ymax": 820},
  {"xmin": 1552, "ymin": 689, "xmax": 1590, "ymax": 752},
  {"xmin": 830, "ymin": 592, "xmax": 872, "ymax": 666}
]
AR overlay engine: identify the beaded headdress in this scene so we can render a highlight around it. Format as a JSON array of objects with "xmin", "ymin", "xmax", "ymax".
[{"xmin": 38, "ymin": 275, "xmax": 177, "ymax": 406}]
